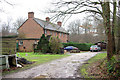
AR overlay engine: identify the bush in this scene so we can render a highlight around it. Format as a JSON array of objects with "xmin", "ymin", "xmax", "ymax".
[
  {"xmin": 107, "ymin": 56, "xmax": 120, "ymax": 78},
  {"xmin": 49, "ymin": 36, "xmax": 63, "ymax": 54},
  {"xmin": 37, "ymin": 34, "xmax": 50, "ymax": 53},
  {"xmin": 62, "ymin": 42, "xmax": 93, "ymax": 51}
]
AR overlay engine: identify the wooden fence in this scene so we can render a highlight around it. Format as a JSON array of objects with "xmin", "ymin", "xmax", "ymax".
[{"xmin": 0, "ymin": 35, "xmax": 17, "ymax": 69}]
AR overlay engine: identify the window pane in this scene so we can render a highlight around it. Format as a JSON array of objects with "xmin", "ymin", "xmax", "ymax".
[
  {"xmin": 19, "ymin": 40, "xmax": 23, "ymax": 45},
  {"xmin": 50, "ymin": 31, "xmax": 52, "ymax": 35},
  {"xmin": 60, "ymin": 33, "xmax": 61, "ymax": 37},
  {"xmin": 54, "ymin": 32, "xmax": 56, "ymax": 36},
  {"xmin": 45, "ymin": 30, "xmax": 47, "ymax": 34}
]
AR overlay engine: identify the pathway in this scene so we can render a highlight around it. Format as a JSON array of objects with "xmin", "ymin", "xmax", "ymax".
[{"xmin": 3, "ymin": 52, "xmax": 100, "ymax": 78}]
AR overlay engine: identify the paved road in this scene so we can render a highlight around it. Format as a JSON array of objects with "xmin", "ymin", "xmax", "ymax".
[{"xmin": 3, "ymin": 52, "xmax": 101, "ymax": 78}]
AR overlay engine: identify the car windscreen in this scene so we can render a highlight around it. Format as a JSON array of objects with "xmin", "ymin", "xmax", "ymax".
[{"xmin": 91, "ymin": 45, "xmax": 97, "ymax": 48}]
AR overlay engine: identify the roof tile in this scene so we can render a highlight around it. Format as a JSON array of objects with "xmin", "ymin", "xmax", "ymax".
[{"xmin": 33, "ymin": 18, "xmax": 68, "ymax": 33}]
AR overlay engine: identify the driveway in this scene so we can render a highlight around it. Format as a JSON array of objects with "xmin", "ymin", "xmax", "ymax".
[{"xmin": 3, "ymin": 52, "xmax": 101, "ymax": 78}]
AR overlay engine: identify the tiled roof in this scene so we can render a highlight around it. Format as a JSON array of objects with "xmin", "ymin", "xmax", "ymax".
[{"xmin": 33, "ymin": 18, "xmax": 68, "ymax": 33}]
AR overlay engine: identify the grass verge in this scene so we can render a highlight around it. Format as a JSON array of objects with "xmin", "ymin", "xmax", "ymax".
[
  {"xmin": 2, "ymin": 52, "xmax": 69, "ymax": 75},
  {"xmin": 79, "ymin": 53, "xmax": 107, "ymax": 78}
]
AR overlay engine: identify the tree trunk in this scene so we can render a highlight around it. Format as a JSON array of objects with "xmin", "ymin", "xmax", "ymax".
[
  {"xmin": 102, "ymin": 2, "xmax": 113, "ymax": 61},
  {"xmin": 112, "ymin": 2, "xmax": 117, "ymax": 54},
  {"xmin": 116, "ymin": 1, "xmax": 120, "ymax": 55}
]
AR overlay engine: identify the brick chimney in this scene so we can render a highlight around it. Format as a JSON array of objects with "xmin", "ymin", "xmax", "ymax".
[
  {"xmin": 46, "ymin": 17, "xmax": 50, "ymax": 22},
  {"xmin": 57, "ymin": 21, "xmax": 62, "ymax": 27},
  {"xmin": 28, "ymin": 12, "xmax": 34, "ymax": 18}
]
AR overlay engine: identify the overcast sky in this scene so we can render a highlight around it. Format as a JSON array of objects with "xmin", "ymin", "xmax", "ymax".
[
  {"xmin": 0, "ymin": 0, "xmax": 53, "ymax": 21},
  {"xmin": 0, "ymin": 0, "xmax": 86, "ymax": 29}
]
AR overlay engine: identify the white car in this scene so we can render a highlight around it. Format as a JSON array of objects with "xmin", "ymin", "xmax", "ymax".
[{"xmin": 90, "ymin": 45, "xmax": 101, "ymax": 52}]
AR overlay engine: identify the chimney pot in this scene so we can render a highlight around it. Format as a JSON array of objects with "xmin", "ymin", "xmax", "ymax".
[
  {"xmin": 28, "ymin": 12, "xmax": 34, "ymax": 18},
  {"xmin": 46, "ymin": 17, "xmax": 50, "ymax": 22},
  {"xmin": 57, "ymin": 21, "xmax": 62, "ymax": 27}
]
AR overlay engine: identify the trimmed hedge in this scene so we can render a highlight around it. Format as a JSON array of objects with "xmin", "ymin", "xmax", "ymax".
[{"xmin": 62, "ymin": 42, "xmax": 93, "ymax": 51}]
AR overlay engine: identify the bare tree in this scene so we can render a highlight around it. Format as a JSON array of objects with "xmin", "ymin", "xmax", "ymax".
[
  {"xmin": 48, "ymin": 0, "xmax": 119, "ymax": 60},
  {"xmin": 2, "ymin": 22, "xmax": 10, "ymax": 36},
  {"xmin": 1, "ymin": 18, "xmax": 13, "ymax": 36},
  {"xmin": 0, "ymin": 0, "xmax": 14, "ymax": 12},
  {"xmin": 93, "ymin": 16, "xmax": 106, "ymax": 39},
  {"xmin": 13, "ymin": 17, "xmax": 26, "ymax": 33},
  {"xmin": 68, "ymin": 17, "xmax": 106, "ymax": 43},
  {"xmin": 1, "ymin": 18, "xmax": 17, "ymax": 36},
  {"xmin": 67, "ymin": 19, "xmax": 83, "ymax": 34},
  {"xmin": 82, "ymin": 17, "xmax": 92, "ymax": 34}
]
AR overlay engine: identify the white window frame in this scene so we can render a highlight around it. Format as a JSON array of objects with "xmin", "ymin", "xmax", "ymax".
[
  {"xmin": 34, "ymin": 40, "xmax": 38, "ymax": 44},
  {"xmin": 54, "ymin": 32, "xmax": 56, "ymax": 36},
  {"xmin": 57, "ymin": 32, "xmax": 59, "ymax": 36},
  {"xmin": 63, "ymin": 33, "xmax": 64, "ymax": 37},
  {"xmin": 19, "ymin": 40, "xmax": 23, "ymax": 45},
  {"xmin": 50, "ymin": 31, "xmax": 53, "ymax": 35},
  {"xmin": 60, "ymin": 33, "xmax": 62, "ymax": 37},
  {"xmin": 45, "ymin": 30, "xmax": 47, "ymax": 34}
]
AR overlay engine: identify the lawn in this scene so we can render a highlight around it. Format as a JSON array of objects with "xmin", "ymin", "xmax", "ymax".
[
  {"xmin": 17, "ymin": 52, "xmax": 69, "ymax": 65},
  {"xmin": 79, "ymin": 53, "xmax": 107, "ymax": 78},
  {"xmin": 87, "ymin": 53, "xmax": 107, "ymax": 63},
  {"xmin": 3, "ymin": 52, "xmax": 69, "ymax": 75}
]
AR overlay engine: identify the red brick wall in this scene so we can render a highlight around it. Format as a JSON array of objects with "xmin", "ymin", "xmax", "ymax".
[
  {"xmin": 46, "ymin": 30, "xmax": 68, "ymax": 43},
  {"xmin": 18, "ymin": 18, "xmax": 44, "ymax": 38},
  {"xmin": 18, "ymin": 40, "xmax": 39, "ymax": 52},
  {"xmin": 45, "ymin": 30, "xmax": 68, "ymax": 43}
]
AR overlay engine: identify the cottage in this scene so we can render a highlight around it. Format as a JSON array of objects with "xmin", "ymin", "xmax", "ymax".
[{"xmin": 17, "ymin": 12, "xmax": 69, "ymax": 52}]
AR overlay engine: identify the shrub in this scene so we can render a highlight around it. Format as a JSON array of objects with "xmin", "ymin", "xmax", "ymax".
[
  {"xmin": 49, "ymin": 36, "xmax": 63, "ymax": 54},
  {"xmin": 62, "ymin": 42, "xmax": 93, "ymax": 51},
  {"xmin": 37, "ymin": 34, "xmax": 50, "ymax": 53},
  {"xmin": 107, "ymin": 56, "xmax": 120, "ymax": 78}
]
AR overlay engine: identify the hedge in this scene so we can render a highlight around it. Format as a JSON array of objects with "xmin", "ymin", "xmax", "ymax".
[{"xmin": 62, "ymin": 42, "xmax": 93, "ymax": 51}]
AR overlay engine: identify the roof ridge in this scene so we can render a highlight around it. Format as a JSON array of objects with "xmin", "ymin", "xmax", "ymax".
[
  {"xmin": 34, "ymin": 18, "xmax": 46, "ymax": 22},
  {"xmin": 34, "ymin": 18, "xmax": 58, "ymax": 26},
  {"xmin": 33, "ymin": 18, "xmax": 68, "ymax": 33}
]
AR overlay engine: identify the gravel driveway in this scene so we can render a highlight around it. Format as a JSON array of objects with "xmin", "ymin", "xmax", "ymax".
[{"xmin": 3, "ymin": 52, "xmax": 101, "ymax": 78}]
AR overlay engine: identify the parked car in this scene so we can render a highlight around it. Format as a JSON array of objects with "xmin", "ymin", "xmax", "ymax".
[
  {"xmin": 64, "ymin": 46, "xmax": 80, "ymax": 53},
  {"xmin": 64, "ymin": 46, "xmax": 78, "ymax": 50},
  {"xmin": 90, "ymin": 45, "xmax": 101, "ymax": 52}
]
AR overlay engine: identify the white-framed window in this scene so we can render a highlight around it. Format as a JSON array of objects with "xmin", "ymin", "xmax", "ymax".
[
  {"xmin": 34, "ymin": 40, "xmax": 38, "ymax": 44},
  {"xmin": 19, "ymin": 40, "xmax": 23, "ymax": 45},
  {"xmin": 45, "ymin": 30, "xmax": 47, "ymax": 34},
  {"xmin": 63, "ymin": 33, "xmax": 64, "ymax": 37},
  {"xmin": 57, "ymin": 32, "xmax": 59, "ymax": 36},
  {"xmin": 54, "ymin": 32, "xmax": 56, "ymax": 36},
  {"xmin": 50, "ymin": 31, "xmax": 53, "ymax": 35},
  {"xmin": 60, "ymin": 33, "xmax": 62, "ymax": 37}
]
